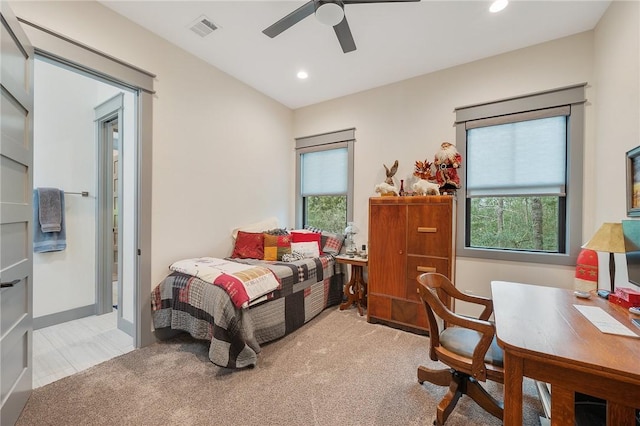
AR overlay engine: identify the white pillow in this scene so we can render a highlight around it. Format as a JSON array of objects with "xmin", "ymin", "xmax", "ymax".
[
  {"xmin": 290, "ymin": 241, "xmax": 320, "ymax": 258},
  {"xmin": 231, "ymin": 217, "xmax": 279, "ymax": 240}
]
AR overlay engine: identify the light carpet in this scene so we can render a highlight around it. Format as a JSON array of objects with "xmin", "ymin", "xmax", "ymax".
[{"xmin": 18, "ymin": 308, "xmax": 543, "ymax": 425}]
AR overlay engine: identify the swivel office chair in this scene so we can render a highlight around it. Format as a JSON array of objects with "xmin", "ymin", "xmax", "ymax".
[{"xmin": 416, "ymin": 272, "xmax": 504, "ymax": 425}]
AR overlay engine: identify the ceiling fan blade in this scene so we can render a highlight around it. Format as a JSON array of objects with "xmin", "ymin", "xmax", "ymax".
[
  {"xmin": 343, "ymin": 0, "xmax": 420, "ymax": 3},
  {"xmin": 262, "ymin": 1, "xmax": 316, "ymax": 38},
  {"xmin": 333, "ymin": 17, "xmax": 356, "ymax": 53}
]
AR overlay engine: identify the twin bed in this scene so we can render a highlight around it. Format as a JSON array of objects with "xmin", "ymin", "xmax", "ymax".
[{"xmin": 151, "ymin": 253, "xmax": 344, "ymax": 368}]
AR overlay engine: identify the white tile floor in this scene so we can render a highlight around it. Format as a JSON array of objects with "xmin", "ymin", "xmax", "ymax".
[{"xmin": 33, "ymin": 310, "xmax": 134, "ymax": 388}]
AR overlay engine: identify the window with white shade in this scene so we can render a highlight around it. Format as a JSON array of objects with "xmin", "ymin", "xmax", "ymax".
[
  {"xmin": 455, "ymin": 85, "xmax": 585, "ymax": 265},
  {"xmin": 296, "ymin": 129, "xmax": 354, "ymax": 234}
]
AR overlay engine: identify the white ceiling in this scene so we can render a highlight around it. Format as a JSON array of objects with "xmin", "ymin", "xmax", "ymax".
[{"xmin": 99, "ymin": 0, "xmax": 611, "ymax": 109}]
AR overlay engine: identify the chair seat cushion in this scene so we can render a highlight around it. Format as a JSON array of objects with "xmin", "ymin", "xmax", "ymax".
[{"xmin": 440, "ymin": 327, "xmax": 504, "ymax": 368}]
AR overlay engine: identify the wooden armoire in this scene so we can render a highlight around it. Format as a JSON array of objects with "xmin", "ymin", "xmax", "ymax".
[{"xmin": 367, "ymin": 195, "xmax": 455, "ymax": 334}]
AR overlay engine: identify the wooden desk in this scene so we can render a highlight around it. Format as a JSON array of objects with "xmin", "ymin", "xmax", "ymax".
[
  {"xmin": 335, "ymin": 255, "xmax": 368, "ymax": 316},
  {"xmin": 491, "ymin": 281, "xmax": 640, "ymax": 426}
]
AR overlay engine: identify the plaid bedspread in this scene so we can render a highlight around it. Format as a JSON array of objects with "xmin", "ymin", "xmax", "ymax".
[{"xmin": 151, "ymin": 255, "xmax": 344, "ymax": 368}]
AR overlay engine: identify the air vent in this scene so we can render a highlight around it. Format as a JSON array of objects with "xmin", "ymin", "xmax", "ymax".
[{"xmin": 189, "ymin": 15, "xmax": 218, "ymax": 37}]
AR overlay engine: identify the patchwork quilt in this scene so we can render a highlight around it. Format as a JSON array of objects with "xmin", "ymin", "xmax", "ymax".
[
  {"xmin": 168, "ymin": 257, "xmax": 281, "ymax": 308},
  {"xmin": 152, "ymin": 255, "xmax": 344, "ymax": 368}
]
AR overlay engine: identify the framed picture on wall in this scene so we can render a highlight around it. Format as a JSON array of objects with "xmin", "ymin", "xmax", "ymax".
[{"xmin": 626, "ymin": 146, "xmax": 640, "ymax": 216}]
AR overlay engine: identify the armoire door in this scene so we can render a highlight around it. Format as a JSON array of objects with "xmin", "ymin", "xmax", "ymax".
[{"xmin": 368, "ymin": 202, "xmax": 406, "ymax": 320}]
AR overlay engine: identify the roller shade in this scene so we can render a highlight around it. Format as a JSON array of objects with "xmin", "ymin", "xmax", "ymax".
[
  {"xmin": 301, "ymin": 147, "xmax": 348, "ymax": 196},
  {"xmin": 466, "ymin": 115, "xmax": 567, "ymax": 197}
]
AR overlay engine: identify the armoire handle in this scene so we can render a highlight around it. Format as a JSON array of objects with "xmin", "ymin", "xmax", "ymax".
[{"xmin": 417, "ymin": 227, "xmax": 437, "ymax": 233}]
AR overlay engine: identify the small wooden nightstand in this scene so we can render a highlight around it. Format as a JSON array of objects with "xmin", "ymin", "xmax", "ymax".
[{"xmin": 335, "ymin": 255, "xmax": 368, "ymax": 316}]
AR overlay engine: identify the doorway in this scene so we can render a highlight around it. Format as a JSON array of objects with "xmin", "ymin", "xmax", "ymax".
[
  {"xmin": 32, "ymin": 58, "xmax": 136, "ymax": 331},
  {"xmin": 30, "ymin": 58, "xmax": 136, "ymax": 386},
  {"xmin": 16, "ymin": 16, "xmax": 155, "ymax": 350}
]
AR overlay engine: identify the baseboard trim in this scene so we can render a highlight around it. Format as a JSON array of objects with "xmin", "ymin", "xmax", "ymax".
[
  {"xmin": 118, "ymin": 314, "xmax": 134, "ymax": 337},
  {"xmin": 34, "ymin": 304, "xmax": 96, "ymax": 330}
]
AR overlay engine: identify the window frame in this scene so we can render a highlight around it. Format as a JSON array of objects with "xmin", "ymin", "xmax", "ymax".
[
  {"xmin": 295, "ymin": 128, "xmax": 355, "ymax": 230},
  {"xmin": 455, "ymin": 84, "xmax": 586, "ymax": 266}
]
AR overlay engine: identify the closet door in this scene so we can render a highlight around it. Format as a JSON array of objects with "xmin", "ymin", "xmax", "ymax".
[{"xmin": 1, "ymin": 2, "xmax": 34, "ymax": 424}]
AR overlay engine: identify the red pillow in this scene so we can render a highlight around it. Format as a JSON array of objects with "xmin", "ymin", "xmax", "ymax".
[
  {"xmin": 290, "ymin": 231, "xmax": 323, "ymax": 255},
  {"xmin": 231, "ymin": 231, "xmax": 264, "ymax": 259}
]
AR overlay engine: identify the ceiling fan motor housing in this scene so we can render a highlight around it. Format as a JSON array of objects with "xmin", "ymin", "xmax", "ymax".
[{"xmin": 315, "ymin": 1, "xmax": 345, "ymax": 26}]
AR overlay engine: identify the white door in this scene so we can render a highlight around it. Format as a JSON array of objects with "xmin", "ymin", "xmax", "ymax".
[{"xmin": 0, "ymin": 2, "xmax": 34, "ymax": 424}]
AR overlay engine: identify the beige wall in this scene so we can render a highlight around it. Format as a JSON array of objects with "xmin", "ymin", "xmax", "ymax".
[
  {"xmin": 593, "ymin": 0, "xmax": 640, "ymax": 291},
  {"xmin": 294, "ymin": 1, "xmax": 640, "ymax": 307},
  {"xmin": 11, "ymin": 1, "xmax": 639, "ymax": 318},
  {"xmin": 10, "ymin": 1, "xmax": 295, "ymax": 288}
]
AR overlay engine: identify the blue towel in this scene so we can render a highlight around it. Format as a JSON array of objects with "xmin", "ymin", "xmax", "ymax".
[{"xmin": 33, "ymin": 189, "xmax": 66, "ymax": 253}]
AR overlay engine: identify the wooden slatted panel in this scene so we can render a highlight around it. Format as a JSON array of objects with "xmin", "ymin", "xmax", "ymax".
[{"xmin": 1, "ymin": 2, "xmax": 34, "ymax": 424}]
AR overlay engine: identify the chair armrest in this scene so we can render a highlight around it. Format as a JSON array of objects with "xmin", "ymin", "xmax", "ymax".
[
  {"xmin": 433, "ymin": 275, "xmax": 494, "ymax": 321},
  {"xmin": 424, "ymin": 289, "xmax": 494, "ymax": 337}
]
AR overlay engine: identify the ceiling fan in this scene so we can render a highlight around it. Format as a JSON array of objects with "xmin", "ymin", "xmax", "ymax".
[{"xmin": 262, "ymin": 0, "xmax": 421, "ymax": 54}]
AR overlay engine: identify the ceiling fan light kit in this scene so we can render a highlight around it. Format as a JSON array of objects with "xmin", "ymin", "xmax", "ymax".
[
  {"xmin": 490, "ymin": 0, "xmax": 509, "ymax": 13},
  {"xmin": 315, "ymin": 2, "xmax": 345, "ymax": 26},
  {"xmin": 263, "ymin": 0, "xmax": 421, "ymax": 54}
]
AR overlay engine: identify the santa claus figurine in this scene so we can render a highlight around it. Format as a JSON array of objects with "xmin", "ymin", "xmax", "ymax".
[{"xmin": 433, "ymin": 142, "xmax": 462, "ymax": 189}]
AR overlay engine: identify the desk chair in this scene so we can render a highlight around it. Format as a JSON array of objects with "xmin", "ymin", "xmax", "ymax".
[{"xmin": 417, "ymin": 272, "xmax": 504, "ymax": 425}]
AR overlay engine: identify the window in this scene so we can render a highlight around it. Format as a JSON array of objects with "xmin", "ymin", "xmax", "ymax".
[
  {"xmin": 295, "ymin": 129, "xmax": 355, "ymax": 234},
  {"xmin": 455, "ymin": 84, "xmax": 586, "ymax": 265}
]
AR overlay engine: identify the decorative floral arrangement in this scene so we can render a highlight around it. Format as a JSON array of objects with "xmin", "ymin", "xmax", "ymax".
[{"xmin": 413, "ymin": 159, "xmax": 434, "ymax": 181}]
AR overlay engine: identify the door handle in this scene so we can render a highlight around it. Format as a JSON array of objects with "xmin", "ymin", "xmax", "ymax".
[{"xmin": 1, "ymin": 279, "xmax": 20, "ymax": 288}]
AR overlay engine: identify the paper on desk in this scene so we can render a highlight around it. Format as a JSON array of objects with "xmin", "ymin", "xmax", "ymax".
[{"xmin": 573, "ymin": 305, "xmax": 639, "ymax": 338}]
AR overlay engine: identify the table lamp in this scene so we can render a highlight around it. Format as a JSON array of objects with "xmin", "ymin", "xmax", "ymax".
[
  {"xmin": 582, "ymin": 222, "xmax": 626, "ymax": 292},
  {"xmin": 344, "ymin": 222, "xmax": 359, "ymax": 256}
]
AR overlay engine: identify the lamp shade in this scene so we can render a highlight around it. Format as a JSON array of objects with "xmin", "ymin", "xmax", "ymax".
[
  {"xmin": 344, "ymin": 222, "xmax": 359, "ymax": 236},
  {"xmin": 316, "ymin": 3, "xmax": 344, "ymax": 26},
  {"xmin": 582, "ymin": 223, "xmax": 626, "ymax": 253}
]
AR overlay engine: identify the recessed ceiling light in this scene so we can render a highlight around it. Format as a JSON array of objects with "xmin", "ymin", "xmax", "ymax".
[
  {"xmin": 489, "ymin": 0, "xmax": 508, "ymax": 13},
  {"xmin": 297, "ymin": 70, "xmax": 308, "ymax": 80}
]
